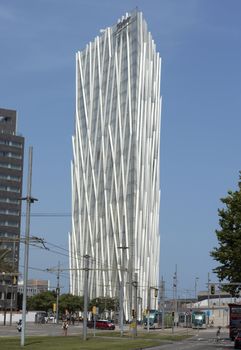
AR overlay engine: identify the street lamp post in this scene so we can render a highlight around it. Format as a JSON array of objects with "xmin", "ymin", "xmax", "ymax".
[
  {"xmin": 195, "ymin": 277, "xmax": 199, "ymax": 300},
  {"xmin": 20, "ymin": 147, "xmax": 38, "ymax": 347},
  {"xmin": 207, "ymin": 273, "xmax": 211, "ymax": 325},
  {"xmin": 83, "ymin": 254, "xmax": 90, "ymax": 341},
  {"xmin": 132, "ymin": 272, "xmax": 138, "ymax": 337},
  {"xmin": 117, "ymin": 244, "xmax": 128, "ymax": 336},
  {"xmin": 137, "ymin": 296, "xmax": 143, "ymax": 323},
  {"xmin": 46, "ymin": 263, "xmax": 61, "ymax": 325},
  {"xmin": 173, "ymin": 266, "xmax": 178, "ymax": 328},
  {"xmin": 159, "ymin": 278, "xmax": 165, "ymax": 329},
  {"xmin": 56, "ymin": 262, "xmax": 60, "ymax": 324}
]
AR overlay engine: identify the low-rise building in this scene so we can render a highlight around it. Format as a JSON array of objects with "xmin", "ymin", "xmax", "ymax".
[{"xmin": 18, "ymin": 279, "xmax": 50, "ymax": 297}]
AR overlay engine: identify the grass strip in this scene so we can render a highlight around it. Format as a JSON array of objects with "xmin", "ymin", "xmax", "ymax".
[{"xmin": 0, "ymin": 335, "xmax": 163, "ymax": 350}]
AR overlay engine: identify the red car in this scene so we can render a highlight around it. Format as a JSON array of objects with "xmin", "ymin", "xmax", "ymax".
[{"xmin": 87, "ymin": 320, "xmax": 115, "ymax": 330}]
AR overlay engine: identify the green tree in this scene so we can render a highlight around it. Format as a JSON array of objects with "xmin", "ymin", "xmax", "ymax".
[
  {"xmin": 89, "ymin": 297, "xmax": 118, "ymax": 314},
  {"xmin": 27, "ymin": 291, "xmax": 56, "ymax": 311},
  {"xmin": 59, "ymin": 294, "xmax": 84, "ymax": 315},
  {"xmin": 210, "ymin": 172, "xmax": 241, "ymax": 295}
]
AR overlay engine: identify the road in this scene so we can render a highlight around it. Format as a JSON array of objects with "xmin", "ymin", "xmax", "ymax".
[
  {"xmin": 0, "ymin": 322, "xmax": 83, "ymax": 337},
  {"xmin": 0, "ymin": 324, "xmax": 236, "ymax": 349},
  {"xmin": 147, "ymin": 328, "xmax": 234, "ymax": 350}
]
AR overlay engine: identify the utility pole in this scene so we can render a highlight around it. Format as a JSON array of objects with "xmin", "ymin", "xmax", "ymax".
[
  {"xmin": 83, "ymin": 254, "xmax": 90, "ymax": 341},
  {"xmin": 159, "ymin": 277, "xmax": 165, "ymax": 329},
  {"xmin": 56, "ymin": 262, "xmax": 60, "ymax": 324},
  {"xmin": 194, "ymin": 277, "xmax": 199, "ymax": 300},
  {"xmin": 117, "ymin": 236, "xmax": 128, "ymax": 337},
  {"xmin": 132, "ymin": 272, "xmax": 138, "ymax": 337},
  {"xmin": 9, "ymin": 241, "xmax": 16, "ymax": 326},
  {"xmin": 137, "ymin": 296, "xmax": 143, "ymax": 324},
  {"xmin": 173, "ymin": 265, "xmax": 178, "ymax": 324},
  {"xmin": 147, "ymin": 287, "xmax": 151, "ymax": 332},
  {"xmin": 46, "ymin": 263, "xmax": 61, "ymax": 324},
  {"xmin": 21, "ymin": 147, "xmax": 38, "ymax": 347},
  {"xmin": 218, "ymin": 281, "xmax": 221, "ymax": 317},
  {"xmin": 207, "ymin": 272, "xmax": 210, "ymax": 325},
  {"xmin": 129, "ymin": 215, "xmax": 134, "ymax": 321},
  {"xmin": 119, "ymin": 278, "xmax": 124, "ymax": 336},
  {"xmin": 3, "ymin": 281, "xmax": 7, "ymax": 326}
]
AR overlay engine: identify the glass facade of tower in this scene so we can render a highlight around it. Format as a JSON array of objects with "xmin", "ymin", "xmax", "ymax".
[{"xmin": 69, "ymin": 11, "xmax": 161, "ymax": 320}]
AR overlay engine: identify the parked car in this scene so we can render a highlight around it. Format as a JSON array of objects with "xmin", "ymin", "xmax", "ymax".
[
  {"xmin": 87, "ymin": 320, "xmax": 115, "ymax": 330},
  {"xmin": 234, "ymin": 331, "xmax": 241, "ymax": 349}
]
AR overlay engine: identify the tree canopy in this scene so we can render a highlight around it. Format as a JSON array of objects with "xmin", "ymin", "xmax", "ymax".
[
  {"xmin": 27, "ymin": 291, "xmax": 56, "ymax": 312},
  {"xmin": 27, "ymin": 291, "xmax": 84, "ymax": 314},
  {"xmin": 26, "ymin": 291, "xmax": 117, "ymax": 316},
  {"xmin": 88, "ymin": 297, "xmax": 118, "ymax": 314},
  {"xmin": 58, "ymin": 293, "xmax": 84, "ymax": 314},
  {"xmin": 210, "ymin": 172, "xmax": 241, "ymax": 295}
]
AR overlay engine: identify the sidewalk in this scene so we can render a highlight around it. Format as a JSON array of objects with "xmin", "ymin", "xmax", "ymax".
[{"xmin": 136, "ymin": 326, "xmax": 196, "ymax": 336}]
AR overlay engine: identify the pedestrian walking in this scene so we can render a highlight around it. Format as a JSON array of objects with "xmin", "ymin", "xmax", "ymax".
[
  {"xmin": 216, "ymin": 326, "xmax": 221, "ymax": 342},
  {"xmin": 62, "ymin": 320, "xmax": 68, "ymax": 336},
  {"xmin": 71, "ymin": 314, "xmax": 75, "ymax": 325},
  {"xmin": 17, "ymin": 319, "xmax": 22, "ymax": 332}
]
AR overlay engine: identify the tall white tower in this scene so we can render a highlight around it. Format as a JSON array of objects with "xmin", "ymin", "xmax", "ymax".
[{"xmin": 69, "ymin": 11, "xmax": 161, "ymax": 320}]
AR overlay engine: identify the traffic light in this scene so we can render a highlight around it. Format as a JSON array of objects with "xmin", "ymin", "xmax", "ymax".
[{"xmin": 210, "ymin": 284, "xmax": 215, "ymax": 295}]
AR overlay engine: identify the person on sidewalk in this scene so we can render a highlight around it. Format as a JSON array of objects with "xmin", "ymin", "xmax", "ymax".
[
  {"xmin": 62, "ymin": 320, "xmax": 68, "ymax": 336},
  {"xmin": 216, "ymin": 326, "xmax": 221, "ymax": 342}
]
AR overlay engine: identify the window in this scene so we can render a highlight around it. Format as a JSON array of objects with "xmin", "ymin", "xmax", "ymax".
[
  {"xmin": 0, "ymin": 209, "xmax": 19, "ymax": 216},
  {"xmin": 0, "ymin": 163, "xmax": 21, "ymax": 170},
  {"xmin": 0, "ymin": 221, "xmax": 19, "ymax": 228},
  {"xmin": 0, "ymin": 174, "xmax": 21, "ymax": 182},
  {"xmin": 0, "ymin": 140, "xmax": 22, "ymax": 148},
  {"xmin": 0, "ymin": 185, "xmax": 20, "ymax": 193},
  {"xmin": 0, "ymin": 198, "xmax": 19, "ymax": 204},
  {"xmin": 0, "ymin": 151, "xmax": 22, "ymax": 159}
]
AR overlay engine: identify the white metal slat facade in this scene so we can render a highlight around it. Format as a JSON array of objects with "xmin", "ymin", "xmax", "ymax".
[{"xmin": 69, "ymin": 11, "xmax": 161, "ymax": 320}]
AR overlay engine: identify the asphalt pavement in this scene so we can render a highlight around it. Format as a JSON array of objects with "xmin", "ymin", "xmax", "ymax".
[
  {"xmin": 145, "ymin": 328, "xmax": 234, "ymax": 350},
  {"xmin": 0, "ymin": 323, "xmax": 235, "ymax": 350},
  {"xmin": 0, "ymin": 322, "xmax": 83, "ymax": 337}
]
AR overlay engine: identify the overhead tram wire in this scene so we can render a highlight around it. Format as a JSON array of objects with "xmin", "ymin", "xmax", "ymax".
[
  {"xmin": 21, "ymin": 213, "xmax": 71, "ymax": 217},
  {"xmin": 19, "ymin": 264, "xmax": 70, "ymax": 278},
  {"xmin": 25, "ymin": 242, "xmax": 146, "ymax": 285},
  {"xmin": 15, "ymin": 235, "xmax": 138, "ymax": 277},
  {"xmin": 18, "ymin": 243, "xmax": 139, "ymax": 294},
  {"xmin": 20, "ymin": 215, "xmax": 131, "ymax": 270},
  {"xmin": 39, "ymin": 238, "xmax": 121, "ymax": 270},
  {"xmin": 28, "ymin": 266, "xmax": 153, "ymax": 290},
  {"xmin": 9, "ymin": 234, "xmax": 83, "ymax": 262},
  {"xmin": 20, "ymin": 213, "xmax": 132, "ymax": 267}
]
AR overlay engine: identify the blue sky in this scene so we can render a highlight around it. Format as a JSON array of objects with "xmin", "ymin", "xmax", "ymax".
[{"xmin": 0, "ymin": 0, "xmax": 240, "ymax": 298}]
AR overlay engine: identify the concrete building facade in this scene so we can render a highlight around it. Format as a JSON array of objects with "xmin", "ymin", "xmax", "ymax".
[
  {"xmin": 18, "ymin": 279, "xmax": 50, "ymax": 297},
  {"xmin": 69, "ymin": 11, "xmax": 161, "ymax": 320},
  {"xmin": 0, "ymin": 108, "xmax": 24, "ymax": 310}
]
